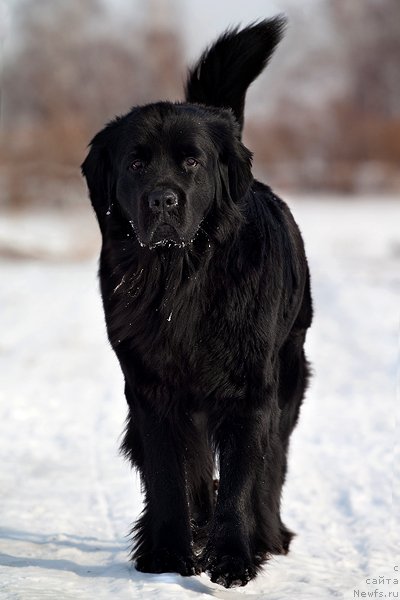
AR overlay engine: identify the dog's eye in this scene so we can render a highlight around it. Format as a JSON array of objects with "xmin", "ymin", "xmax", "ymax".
[
  {"xmin": 130, "ymin": 159, "xmax": 145, "ymax": 171},
  {"xmin": 184, "ymin": 157, "xmax": 198, "ymax": 168}
]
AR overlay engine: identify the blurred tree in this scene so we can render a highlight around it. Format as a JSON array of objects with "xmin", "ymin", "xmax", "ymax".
[
  {"xmin": 248, "ymin": 0, "xmax": 400, "ymax": 192},
  {"xmin": 330, "ymin": 0, "xmax": 400, "ymax": 118},
  {"xmin": 142, "ymin": 0, "xmax": 184, "ymax": 100},
  {"xmin": 324, "ymin": 0, "xmax": 400, "ymax": 178},
  {"xmin": 0, "ymin": 0, "xmax": 184, "ymax": 207}
]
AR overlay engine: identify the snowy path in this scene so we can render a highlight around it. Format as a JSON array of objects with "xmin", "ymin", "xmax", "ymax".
[{"xmin": 0, "ymin": 199, "xmax": 399, "ymax": 599}]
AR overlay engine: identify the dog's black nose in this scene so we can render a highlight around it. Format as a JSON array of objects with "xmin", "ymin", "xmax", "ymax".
[{"xmin": 148, "ymin": 189, "xmax": 178, "ymax": 213}]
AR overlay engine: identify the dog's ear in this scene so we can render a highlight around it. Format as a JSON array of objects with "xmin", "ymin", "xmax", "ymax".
[
  {"xmin": 214, "ymin": 119, "xmax": 253, "ymax": 203},
  {"xmin": 207, "ymin": 118, "xmax": 253, "ymax": 242},
  {"xmin": 223, "ymin": 136, "xmax": 253, "ymax": 202},
  {"xmin": 81, "ymin": 123, "xmax": 118, "ymax": 234}
]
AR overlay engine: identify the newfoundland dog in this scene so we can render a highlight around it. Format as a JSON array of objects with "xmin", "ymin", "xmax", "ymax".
[{"xmin": 82, "ymin": 18, "xmax": 313, "ymax": 588}]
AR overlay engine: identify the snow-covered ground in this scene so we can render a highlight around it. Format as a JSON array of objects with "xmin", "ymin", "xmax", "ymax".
[{"xmin": 0, "ymin": 198, "xmax": 399, "ymax": 599}]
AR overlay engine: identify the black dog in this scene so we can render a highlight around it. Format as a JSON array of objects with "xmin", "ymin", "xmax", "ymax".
[{"xmin": 82, "ymin": 18, "xmax": 312, "ymax": 588}]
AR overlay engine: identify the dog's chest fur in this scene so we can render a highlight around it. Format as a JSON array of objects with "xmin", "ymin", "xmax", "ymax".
[{"xmin": 99, "ymin": 235, "xmax": 273, "ymax": 404}]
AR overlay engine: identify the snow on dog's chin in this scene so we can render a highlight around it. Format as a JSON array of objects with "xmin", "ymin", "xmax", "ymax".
[
  {"xmin": 149, "ymin": 223, "xmax": 182, "ymax": 249},
  {"xmin": 148, "ymin": 239, "xmax": 187, "ymax": 250}
]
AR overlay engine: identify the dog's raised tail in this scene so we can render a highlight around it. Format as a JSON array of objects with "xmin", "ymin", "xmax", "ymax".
[{"xmin": 185, "ymin": 17, "xmax": 286, "ymax": 132}]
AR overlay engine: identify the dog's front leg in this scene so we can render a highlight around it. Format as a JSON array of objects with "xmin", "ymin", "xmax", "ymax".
[
  {"xmin": 201, "ymin": 398, "xmax": 281, "ymax": 587},
  {"xmin": 131, "ymin": 404, "xmax": 199, "ymax": 576}
]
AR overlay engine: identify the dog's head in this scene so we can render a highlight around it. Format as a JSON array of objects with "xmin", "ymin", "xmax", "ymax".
[{"xmin": 82, "ymin": 102, "xmax": 252, "ymax": 248}]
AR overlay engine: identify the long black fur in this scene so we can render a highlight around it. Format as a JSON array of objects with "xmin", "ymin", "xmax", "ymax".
[
  {"xmin": 82, "ymin": 18, "xmax": 312, "ymax": 588},
  {"xmin": 185, "ymin": 17, "xmax": 286, "ymax": 132}
]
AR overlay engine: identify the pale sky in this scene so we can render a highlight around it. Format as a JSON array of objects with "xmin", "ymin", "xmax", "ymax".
[{"xmin": 106, "ymin": 0, "xmax": 319, "ymax": 59}]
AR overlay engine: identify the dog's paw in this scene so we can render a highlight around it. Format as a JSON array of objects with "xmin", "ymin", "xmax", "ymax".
[
  {"xmin": 135, "ymin": 548, "xmax": 200, "ymax": 576},
  {"xmin": 200, "ymin": 550, "xmax": 256, "ymax": 588}
]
